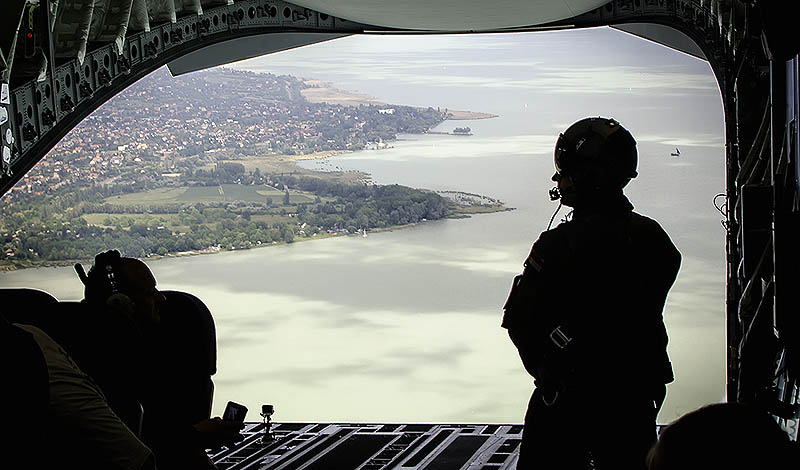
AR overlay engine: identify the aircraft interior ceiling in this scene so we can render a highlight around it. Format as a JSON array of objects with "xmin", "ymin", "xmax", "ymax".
[
  {"xmin": 0, "ymin": 0, "xmax": 798, "ymax": 439},
  {"xmin": 0, "ymin": 0, "xmax": 748, "ymax": 188},
  {"xmin": 288, "ymin": 0, "xmax": 612, "ymax": 30}
]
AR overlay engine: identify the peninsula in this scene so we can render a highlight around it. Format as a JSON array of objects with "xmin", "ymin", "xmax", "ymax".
[
  {"xmin": 0, "ymin": 68, "xmax": 507, "ymax": 269},
  {"xmin": 302, "ymin": 80, "xmax": 498, "ymax": 121}
]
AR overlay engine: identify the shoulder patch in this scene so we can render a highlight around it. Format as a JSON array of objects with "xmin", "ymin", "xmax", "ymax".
[{"xmin": 525, "ymin": 250, "xmax": 545, "ymax": 272}]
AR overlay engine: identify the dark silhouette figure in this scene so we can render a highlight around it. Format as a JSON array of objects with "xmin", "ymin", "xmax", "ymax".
[
  {"xmin": 648, "ymin": 403, "xmax": 793, "ymax": 469},
  {"xmin": 73, "ymin": 250, "xmax": 167, "ymax": 434},
  {"xmin": 140, "ymin": 291, "xmax": 225, "ymax": 470},
  {"xmin": 13, "ymin": 321, "xmax": 157, "ymax": 469},
  {"xmin": 2, "ymin": 309, "xmax": 157, "ymax": 469},
  {"xmin": 503, "ymin": 117, "xmax": 681, "ymax": 469},
  {"xmin": 76, "ymin": 250, "xmax": 243, "ymax": 469},
  {"xmin": 0, "ymin": 312, "xmax": 50, "ymax": 470}
]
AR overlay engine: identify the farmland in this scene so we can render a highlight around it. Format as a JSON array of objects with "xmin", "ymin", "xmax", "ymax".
[{"xmin": 105, "ymin": 184, "xmax": 314, "ymax": 205}]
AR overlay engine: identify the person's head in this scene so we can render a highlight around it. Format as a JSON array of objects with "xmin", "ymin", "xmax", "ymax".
[
  {"xmin": 77, "ymin": 250, "xmax": 166, "ymax": 326},
  {"xmin": 648, "ymin": 403, "xmax": 792, "ymax": 469},
  {"xmin": 551, "ymin": 117, "xmax": 638, "ymax": 207}
]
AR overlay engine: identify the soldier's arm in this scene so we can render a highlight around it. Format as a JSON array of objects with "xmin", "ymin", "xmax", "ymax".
[
  {"xmin": 644, "ymin": 221, "xmax": 682, "ymax": 386},
  {"xmin": 502, "ymin": 234, "xmax": 550, "ymax": 329},
  {"xmin": 502, "ymin": 232, "xmax": 557, "ymax": 379}
]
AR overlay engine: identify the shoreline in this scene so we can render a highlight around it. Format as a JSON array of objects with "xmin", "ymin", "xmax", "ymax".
[
  {"xmin": 1, "ymin": 142, "xmax": 512, "ymax": 272},
  {"xmin": 0, "ymin": 208, "xmax": 511, "ymax": 272},
  {"xmin": 1, "ymin": 80, "xmax": 505, "ymax": 273},
  {"xmin": 301, "ymin": 80, "xmax": 497, "ymax": 121},
  {"xmin": 0, "ymin": 186, "xmax": 513, "ymax": 273},
  {"xmin": 443, "ymin": 110, "xmax": 498, "ymax": 120},
  {"xmin": 284, "ymin": 149, "xmax": 354, "ymax": 162}
]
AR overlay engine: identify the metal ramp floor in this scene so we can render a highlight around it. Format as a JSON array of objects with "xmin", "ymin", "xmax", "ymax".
[{"xmin": 210, "ymin": 423, "xmax": 522, "ymax": 470}]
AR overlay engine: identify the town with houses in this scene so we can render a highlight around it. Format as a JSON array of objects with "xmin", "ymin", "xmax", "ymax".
[
  {"xmin": 8, "ymin": 67, "xmax": 444, "ymax": 199},
  {"xmin": 0, "ymin": 67, "xmax": 505, "ymax": 267}
]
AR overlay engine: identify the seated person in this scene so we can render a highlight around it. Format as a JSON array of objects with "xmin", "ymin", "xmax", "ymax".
[
  {"xmin": 145, "ymin": 291, "xmax": 219, "ymax": 439},
  {"xmin": 76, "ymin": 250, "xmax": 244, "ymax": 469},
  {"xmin": 648, "ymin": 402, "xmax": 793, "ymax": 469},
  {"xmin": 3, "ymin": 312, "xmax": 155, "ymax": 470},
  {"xmin": 1, "ymin": 312, "xmax": 50, "ymax": 470}
]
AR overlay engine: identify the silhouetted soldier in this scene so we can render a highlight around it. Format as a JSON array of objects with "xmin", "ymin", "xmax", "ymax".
[
  {"xmin": 503, "ymin": 117, "xmax": 681, "ymax": 470},
  {"xmin": 76, "ymin": 250, "xmax": 243, "ymax": 469}
]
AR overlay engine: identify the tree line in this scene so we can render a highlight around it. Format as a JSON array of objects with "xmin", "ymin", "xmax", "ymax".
[{"xmin": 1, "ymin": 176, "xmax": 453, "ymax": 265}]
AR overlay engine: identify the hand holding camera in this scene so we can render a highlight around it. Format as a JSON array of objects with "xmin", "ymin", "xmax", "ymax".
[{"xmin": 194, "ymin": 401, "xmax": 247, "ymax": 448}]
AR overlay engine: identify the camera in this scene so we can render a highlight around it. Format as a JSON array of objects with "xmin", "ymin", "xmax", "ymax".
[{"xmin": 223, "ymin": 401, "xmax": 248, "ymax": 422}]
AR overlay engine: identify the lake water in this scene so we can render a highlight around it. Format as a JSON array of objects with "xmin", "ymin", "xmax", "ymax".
[{"xmin": 0, "ymin": 29, "xmax": 726, "ymax": 423}]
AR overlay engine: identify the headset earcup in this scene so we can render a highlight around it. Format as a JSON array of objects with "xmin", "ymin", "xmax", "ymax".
[{"xmin": 106, "ymin": 293, "xmax": 135, "ymax": 318}]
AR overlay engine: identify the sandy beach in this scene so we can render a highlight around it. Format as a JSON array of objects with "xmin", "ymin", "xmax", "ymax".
[
  {"xmin": 289, "ymin": 150, "xmax": 353, "ymax": 161},
  {"xmin": 302, "ymin": 80, "xmax": 385, "ymax": 106}
]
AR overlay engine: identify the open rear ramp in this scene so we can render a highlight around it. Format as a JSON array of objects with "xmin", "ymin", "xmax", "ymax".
[{"xmin": 210, "ymin": 422, "xmax": 523, "ymax": 470}]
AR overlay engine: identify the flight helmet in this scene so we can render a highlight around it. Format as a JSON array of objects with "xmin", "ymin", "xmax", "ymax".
[
  {"xmin": 554, "ymin": 117, "xmax": 638, "ymax": 193},
  {"xmin": 75, "ymin": 249, "xmax": 125, "ymax": 304}
]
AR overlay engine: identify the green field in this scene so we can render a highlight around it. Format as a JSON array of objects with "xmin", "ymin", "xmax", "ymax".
[
  {"xmin": 106, "ymin": 188, "xmax": 186, "ymax": 205},
  {"xmin": 250, "ymin": 214, "xmax": 296, "ymax": 224},
  {"xmin": 105, "ymin": 184, "xmax": 314, "ymax": 205}
]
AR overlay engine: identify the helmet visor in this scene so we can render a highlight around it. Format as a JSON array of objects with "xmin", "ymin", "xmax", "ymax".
[{"xmin": 554, "ymin": 132, "xmax": 570, "ymax": 174}]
